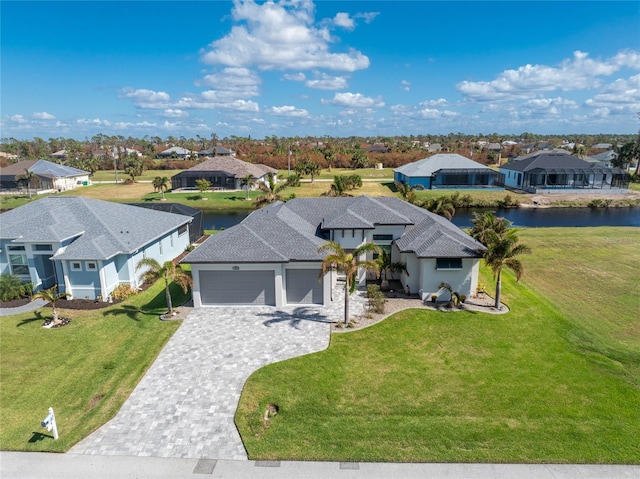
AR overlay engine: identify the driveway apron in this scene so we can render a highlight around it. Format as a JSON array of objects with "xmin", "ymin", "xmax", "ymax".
[{"xmin": 71, "ymin": 288, "xmax": 366, "ymax": 460}]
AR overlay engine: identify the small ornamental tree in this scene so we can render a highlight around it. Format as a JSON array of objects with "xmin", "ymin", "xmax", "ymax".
[{"xmin": 136, "ymin": 259, "xmax": 193, "ymax": 316}]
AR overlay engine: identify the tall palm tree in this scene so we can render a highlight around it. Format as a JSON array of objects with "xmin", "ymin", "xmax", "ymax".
[
  {"xmin": 394, "ymin": 181, "xmax": 418, "ymax": 204},
  {"xmin": 318, "ymin": 241, "xmax": 381, "ymax": 325},
  {"xmin": 152, "ymin": 176, "xmax": 170, "ymax": 200},
  {"xmin": 17, "ymin": 168, "xmax": 39, "ymax": 198},
  {"xmin": 424, "ymin": 196, "xmax": 455, "ymax": 220},
  {"xmin": 31, "ymin": 285, "xmax": 70, "ymax": 321},
  {"xmin": 254, "ymin": 176, "xmax": 286, "ymax": 208},
  {"xmin": 241, "ymin": 174, "xmax": 255, "ymax": 200},
  {"xmin": 482, "ymin": 228, "xmax": 531, "ymax": 309},
  {"xmin": 136, "ymin": 259, "xmax": 193, "ymax": 316}
]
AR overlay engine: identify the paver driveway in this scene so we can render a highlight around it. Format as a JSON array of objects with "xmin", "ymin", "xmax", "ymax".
[{"xmin": 71, "ymin": 289, "xmax": 366, "ymax": 460}]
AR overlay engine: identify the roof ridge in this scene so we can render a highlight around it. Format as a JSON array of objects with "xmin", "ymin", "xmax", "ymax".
[
  {"xmin": 243, "ymin": 223, "xmax": 289, "ymax": 261},
  {"xmin": 76, "ymin": 197, "xmax": 133, "ymax": 253}
]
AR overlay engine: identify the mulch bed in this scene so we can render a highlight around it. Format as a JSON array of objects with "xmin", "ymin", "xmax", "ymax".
[
  {"xmin": 43, "ymin": 317, "xmax": 72, "ymax": 328},
  {"xmin": 0, "ymin": 297, "xmax": 31, "ymax": 308},
  {"xmin": 56, "ymin": 298, "xmax": 122, "ymax": 310}
]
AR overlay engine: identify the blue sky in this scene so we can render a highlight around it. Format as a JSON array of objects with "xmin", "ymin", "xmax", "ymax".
[{"xmin": 2, "ymin": 1, "xmax": 639, "ymax": 140}]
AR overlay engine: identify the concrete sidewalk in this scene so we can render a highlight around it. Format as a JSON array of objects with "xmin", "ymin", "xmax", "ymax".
[
  {"xmin": 2, "ymin": 452, "xmax": 638, "ymax": 479},
  {"xmin": 0, "ymin": 298, "xmax": 47, "ymax": 317}
]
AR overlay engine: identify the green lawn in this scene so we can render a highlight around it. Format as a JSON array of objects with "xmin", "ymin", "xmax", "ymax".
[
  {"xmin": 235, "ymin": 227, "xmax": 640, "ymax": 463},
  {"xmin": 0, "ymin": 281, "xmax": 188, "ymax": 452}
]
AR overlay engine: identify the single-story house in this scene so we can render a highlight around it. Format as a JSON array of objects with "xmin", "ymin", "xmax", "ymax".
[
  {"xmin": 366, "ymin": 144, "xmax": 389, "ymax": 153},
  {"xmin": 500, "ymin": 151, "xmax": 630, "ymax": 193},
  {"xmin": 128, "ymin": 203, "xmax": 204, "ymax": 244},
  {"xmin": 197, "ymin": 146, "xmax": 234, "ymax": 157},
  {"xmin": 171, "ymin": 156, "xmax": 278, "ymax": 191},
  {"xmin": 586, "ymin": 150, "xmax": 618, "ymax": 168},
  {"xmin": 394, "ymin": 154, "xmax": 504, "ymax": 190},
  {"xmin": 0, "ymin": 197, "xmax": 192, "ymax": 300},
  {"xmin": 0, "ymin": 159, "xmax": 91, "ymax": 193},
  {"xmin": 182, "ymin": 196, "xmax": 485, "ymax": 308},
  {"xmin": 158, "ymin": 147, "xmax": 192, "ymax": 159}
]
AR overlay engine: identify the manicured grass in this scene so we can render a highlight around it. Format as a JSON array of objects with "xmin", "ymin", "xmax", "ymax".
[
  {"xmin": 236, "ymin": 227, "xmax": 640, "ymax": 463},
  {"xmin": 0, "ymin": 281, "xmax": 188, "ymax": 452},
  {"xmin": 91, "ymin": 169, "xmax": 183, "ymax": 182}
]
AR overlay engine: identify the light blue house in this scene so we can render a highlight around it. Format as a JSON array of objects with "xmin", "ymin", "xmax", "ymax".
[
  {"xmin": 0, "ymin": 197, "xmax": 192, "ymax": 300},
  {"xmin": 394, "ymin": 154, "xmax": 504, "ymax": 190}
]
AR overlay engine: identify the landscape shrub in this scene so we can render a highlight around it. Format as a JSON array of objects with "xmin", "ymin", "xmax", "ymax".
[
  {"xmin": 110, "ymin": 284, "xmax": 138, "ymax": 301},
  {"xmin": 367, "ymin": 284, "xmax": 386, "ymax": 314},
  {"xmin": 0, "ymin": 274, "xmax": 28, "ymax": 302}
]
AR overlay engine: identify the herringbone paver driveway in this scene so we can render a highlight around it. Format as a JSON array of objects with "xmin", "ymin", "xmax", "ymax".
[{"xmin": 71, "ymin": 288, "xmax": 366, "ymax": 460}]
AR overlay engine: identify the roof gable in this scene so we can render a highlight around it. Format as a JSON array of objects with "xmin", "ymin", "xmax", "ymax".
[{"xmin": 394, "ymin": 154, "xmax": 493, "ymax": 177}]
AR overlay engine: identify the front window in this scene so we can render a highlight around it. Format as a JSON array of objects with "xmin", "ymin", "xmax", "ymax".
[
  {"xmin": 86, "ymin": 261, "xmax": 97, "ymax": 271},
  {"xmin": 436, "ymin": 258, "xmax": 462, "ymax": 270},
  {"xmin": 71, "ymin": 261, "xmax": 82, "ymax": 271},
  {"xmin": 9, "ymin": 254, "xmax": 29, "ymax": 276}
]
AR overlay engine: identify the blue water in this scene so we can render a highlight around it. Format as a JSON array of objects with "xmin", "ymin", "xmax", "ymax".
[{"xmin": 203, "ymin": 207, "xmax": 640, "ymax": 230}]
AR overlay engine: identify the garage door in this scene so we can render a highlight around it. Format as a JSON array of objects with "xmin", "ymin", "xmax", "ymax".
[
  {"xmin": 199, "ymin": 270, "xmax": 275, "ymax": 305},
  {"xmin": 286, "ymin": 269, "xmax": 323, "ymax": 304}
]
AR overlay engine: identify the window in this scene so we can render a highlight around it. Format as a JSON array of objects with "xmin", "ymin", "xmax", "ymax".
[
  {"xmin": 178, "ymin": 224, "xmax": 188, "ymax": 237},
  {"xmin": 9, "ymin": 254, "xmax": 29, "ymax": 276},
  {"xmin": 436, "ymin": 258, "xmax": 462, "ymax": 270},
  {"xmin": 85, "ymin": 261, "xmax": 97, "ymax": 271},
  {"xmin": 373, "ymin": 234, "xmax": 393, "ymax": 241},
  {"xmin": 7, "ymin": 245, "xmax": 25, "ymax": 251},
  {"xmin": 71, "ymin": 261, "xmax": 82, "ymax": 271},
  {"xmin": 34, "ymin": 244, "xmax": 53, "ymax": 251}
]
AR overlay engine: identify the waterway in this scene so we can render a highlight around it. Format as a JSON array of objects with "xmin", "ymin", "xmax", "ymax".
[{"xmin": 203, "ymin": 206, "xmax": 640, "ymax": 230}]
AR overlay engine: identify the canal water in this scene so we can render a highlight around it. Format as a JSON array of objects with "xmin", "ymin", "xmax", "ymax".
[{"xmin": 203, "ymin": 207, "xmax": 640, "ymax": 230}]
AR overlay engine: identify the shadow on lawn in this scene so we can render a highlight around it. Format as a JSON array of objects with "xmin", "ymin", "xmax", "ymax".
[
  {"xmin": 28, "ymin": 431, "xmax": 54, "ymax": 443},
  {"xmin": 108, "ymin": 285, "xmax": 191, "ymax": 321},
  {"xmin": 258, "ymin": 306, "xmax": 333, "ymax": 329},
  {"xmin": 16, "ymin": 311, "xmax": 45, "ymax": 328}
]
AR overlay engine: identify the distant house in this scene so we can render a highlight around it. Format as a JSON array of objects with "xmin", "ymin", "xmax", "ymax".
[
  {"xmin": 0, "ymin": 197, "xmax": 192, "ymax": 300},
  {"xmin": 170, "ymin": 156, "xmax": 277, "ymax": 191},
  {"xmin": 158, "ymin": 147, "xmax": 192, "ymax": 159},
  {"xmin": 487, "ymin": 143, "xmax": 502, "ymax": 152},
  {"xmin": 586, "ymin": 151, "xmax": 618, "ymax": 168},
  {"xmin": 366, "ymin": 144, "xmax": 389, "ymax": 153},
  {"xmin": 394, "ymin": 154, "xmax": 504, "ymax": 190},
  {"xmin": 0, "ymin": 159, "xmax": 90, "ymax": 193},
  {"xmin": 500, "ymin": 151, "xmax": 630, "ymax": 193},
  {"xmin": 591, "ymin": 143, "xmax": 613, "ymax": 150},
  {"xmin": 426, "ymin": 143, "xmax": 442, "ymax": 153},
  {"xmin": 197, "ymin": 146, "xmax": 234, "ymax": 157},
  {"xmin": 50, "ymin": 150, "xmax": 68, "ymax": 160}
]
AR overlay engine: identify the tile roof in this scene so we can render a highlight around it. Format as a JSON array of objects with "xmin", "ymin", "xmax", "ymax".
[
  {"xmin": 175, "ymin": 156, "xmax": 277, "ymax": 179},
  {"xmin": 0, "ymin": 197, "xmax": 192, "ymax": 260},
  {"xmin": 182, "ymin": 196, "xmax": 484, "ymax": 264},
  {"xmin": 394, "ymin": 154, "xmax": 493, "ymax": 177}
]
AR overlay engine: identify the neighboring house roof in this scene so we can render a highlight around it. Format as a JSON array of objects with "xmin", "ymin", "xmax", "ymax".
[
  {"xmin": 590, "ymin": 151, "xmax": 618, "ymax": 162},
  {"xmin": 197, "ymin": 146, "xmax": 234, "ymax": 156},
  {"xmin": 0, "ymin": 159, "xmax": 88, "ymax": 178},
  {"xmin": 158, "ymin": 147, "xmax": 192, "ymax": 156},
  {"xmin": 501, "ymin": 151, "xmax": 605, "ymax": 172},
  {"xmin": 182, "ymin": 196, "xmax": 484, "ymax": 265},
  {"xmin": 592, "ymin": 143, "xmax": 613, "ymax": 150},
  {"xmin": 366, "ymin": 144, "xmax": 389, "ymax": 153},
  {"xmin": 0, "ymin": 197, "xmax": 192, "ymax": 261},
  {"xmin": 487, "ymin": 143, "xmax": 502, "ymax": 151},
  {"xmin": 175, "ymin": 156, "xmax": 277, "ymax": 179},
  {"xmin": 394, "ymin": 154, "xmax": 494, "ymax": 177},
  {"xmin": 50, "ymin": 150, "xmax": 68, "ymax": 158}
]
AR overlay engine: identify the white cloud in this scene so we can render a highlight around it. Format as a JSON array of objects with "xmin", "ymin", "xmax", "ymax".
[
  {"xmin": 163, "ymin": 109, "xmax": 188, "ymax": 118},
  {"xmin": 457, "ymin": 49, "xmax": 640, "ymax": 101},
  {"xmin": 400, "ymin": 80, "xmax": 411, "ymax": 92},
  {"xmin": 198, "ymin": 67, "xmax": 261, "ymax": 98},
  {"xmin": 322, "ymin": 92, "xmax": 384, "ymax": 108},
  {"xmin": 10, "ymin": 114, "xmax": 28, "ymax": 124},
  {"xmin": 201, "ymin": 0, "xmax": 369, "ymax": 72},
  {"xmin": 283, "ymin": 72, "xmax": 306, "ymax": 81},
  {"xmin": 355, "ymin": 12, "xmax": 380, "ymax": 24},
  {"xmin": 333, "ymin": 12, "xmax": 354, "ymax": 30},
  {"xmin": 420, "ymin": 98, "xmax": 448, "ymax": 107},
  {"xmin": 76, "ymin": 118, "xmax": 112, "ymax": 126},
  {"xmin": 269, "ymin": 105, "xmax": 309, "ymax": 117},
  {"xmin": 33, "ymin": 112, "xmax": 55, "ymax": 120},
  {"xmin": 120, "ymin": 88, "xmax": 171, "ymax": 108},
  {"xmin": 305, "ymin": 73, "xmax": 348, "ymax": 90},
  {"xmin": 585, "ymin": 75, "xmax": 640, "ymax": 107}
]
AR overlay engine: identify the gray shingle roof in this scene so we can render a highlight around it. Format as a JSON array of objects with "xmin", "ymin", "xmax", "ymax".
[
  {"xmin": 175, "ymin": 156, "xmax": 277, "ymax": 179},
  {"xmin": 0, "ymin": 159, "xmax": 88, "ymax": 178},
  {"xmin": 501, "ymin": 152, "xmax": 595, "ymax": 172},
  {"xmin": 182, "ymin": 196, "xmax": 484, "ymax": 265},
  {"xmin": 394, "ymin": 154, "xmax": 493, "ymax": 177},
  {"xmin": 0, "ymin": 197, "xmax": 192, "ymax": 260}
]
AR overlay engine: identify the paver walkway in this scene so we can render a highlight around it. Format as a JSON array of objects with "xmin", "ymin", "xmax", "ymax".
[
  {"xmin": 0, "ymin": 298, "xmax": 47, "ymax": 316},
  {"xmin": 71, "ymin": 287, "xmax": 367, "ymax": 460}
]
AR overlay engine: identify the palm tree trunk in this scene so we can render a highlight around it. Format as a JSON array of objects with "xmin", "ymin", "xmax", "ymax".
[
  {"xmin": 165, "ymin": 280, "xmax": 173, "ymax": 315},
  {"xmin": 344, "ymin": 280, "xmax": 350, "ymax": 325},
  {"xmin": 495, "ymin": 269, "xmax": 502, "ymax": 310}
]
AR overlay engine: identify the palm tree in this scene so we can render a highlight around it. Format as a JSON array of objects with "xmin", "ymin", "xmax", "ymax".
[
  {"xmin": 152, "ymin": 176, "xmax": 170, "ymax": 200},
  {"xmin": 319, "ymin": 241, "xmax": 381, "ymax": 325},
  {"xmin": 254, "ymin": 176, "xmax": 286, "ymax": 208},
  {"xmin": 376, "ymin": 249, "xmax": 408, "ymax": 290},
  {"xmin": 31, "ymin": 285, "xmax": 70, "ymax": 321},
  {"xmin": 424, "ymin": 196, "xmax": 455, "ymax": 220},
  {"xmin": 136, "ymin": 259, "xmax": 193, "ymax": 316},
  {"xmin": 394, "ymin": 181, "xmax": 418, "ymax": 204},
  {"xmin": 241, "ymin": 174, "xmax": 255, "ymax": 200},
  {"xmin": 482, "ymin": 228, "xmax": 531, "ymax": 309},
  {"xmin": 17, "ymin": 169, "xmax": 39, "ymax": 198}
]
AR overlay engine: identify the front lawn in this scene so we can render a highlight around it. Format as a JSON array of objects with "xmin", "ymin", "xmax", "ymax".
[
  {"xmin": 0, "ymin": 281, "xmax": 188, "ymax": 452},
  {"xmin": 236, "ymin": 227, "xmax": 640, "ymax": 463}
]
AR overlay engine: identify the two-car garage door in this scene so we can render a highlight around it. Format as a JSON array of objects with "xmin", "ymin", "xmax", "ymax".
[
  {"xmin": 198, "ymin": 268, "xmax": 323, "ymax": 306},
  {"xmin": 199, "ymin": 270, "xmax": 276, "ymax": 305}
]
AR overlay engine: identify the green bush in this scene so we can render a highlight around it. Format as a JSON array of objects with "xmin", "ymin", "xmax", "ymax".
[
  {"xmin": 366, "ymin": 284, "xmax": 386, "ymax": 314},
  {"xmin": 0, "ymin": 274, "xmax": 27, "ymax": 302}
]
